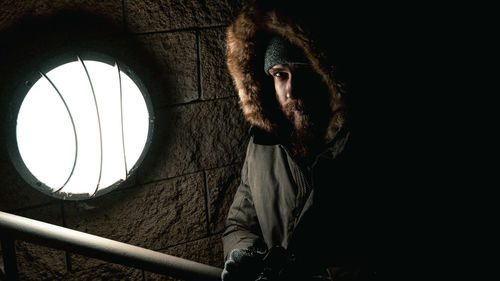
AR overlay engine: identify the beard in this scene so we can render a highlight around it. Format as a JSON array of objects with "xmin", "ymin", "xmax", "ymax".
[{"xmin": 281, "ymin": 99, "xmax": 329, "ymax": 160}]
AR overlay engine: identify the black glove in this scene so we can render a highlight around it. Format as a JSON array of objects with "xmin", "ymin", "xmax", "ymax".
[
  {"xmin": 255, "ymin": 246, "xmax": 291, "ymax": 281},
  {"xmin": 221, "ymin": 248, "xmax": 266, "ymax": 281}
]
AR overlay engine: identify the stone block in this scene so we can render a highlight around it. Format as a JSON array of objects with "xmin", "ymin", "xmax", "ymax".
[
  {"xmin": 14, "ymin": 242, "xmax": 67, "ymax": 281},
  {"xmin": 145, "ymin": 234, "xmax": 224, "ymax": 280},
  {"xmin": 0, "ymin": 0, "xmax": 123, "ymax": 33},
  {"xmin": 126, "ymin": 0, "xmax": 244, "ymax": 33},
  {"xmin": 135, "ymin": 31, "xmax": 199, "ymax": 106},
  {"xmin": 138, "ymin": 97, "xmax": 250, "ymax": 183},
  {"xmin": 10, "ymin": 202, "xmax": 63, "ymax": 224},
  {"xmin": 206, "ymin": 164, "xmax": 243, "ymax": 234},
  {"xmin": 0, "ymin": 0, "xmax": 35, "ymax": 32},
  {"xmin": 31, "ymin": 0, "xmax": 123, "ymax": 26},
  {"xmin": 200, "ymin": 27, "xmax": 237, "ymax": 100},
  {"xmin": 7, "ymin": 204, "xmax": 67, "ymax": 280},
  {"xmin": 62, "ymin": 263, "xmax": 143, "ymax": 281},
  {"xmin": 63, "ymin": 172, "xmax": 207, "ymax": 272}
]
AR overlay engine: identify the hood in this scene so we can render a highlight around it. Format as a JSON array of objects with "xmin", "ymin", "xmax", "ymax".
[{"xmin": 226, "ymin": 1, "xmax": 352, "ymax": 141}]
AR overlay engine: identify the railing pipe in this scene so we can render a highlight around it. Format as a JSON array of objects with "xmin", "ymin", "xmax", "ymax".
[{"xmin": 0, "ymin": 211, "xmax": 221, "ymax": 281}]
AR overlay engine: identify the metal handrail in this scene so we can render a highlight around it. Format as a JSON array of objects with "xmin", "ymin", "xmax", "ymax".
[{"xmin": 0, "ymin": 211, "xmax": 222, "ymax": 281}]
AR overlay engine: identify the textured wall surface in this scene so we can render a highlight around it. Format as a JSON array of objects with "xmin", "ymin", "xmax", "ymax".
[{"xmin": 0, "ymin": 0, "xmax": 249, "ymax": 280}]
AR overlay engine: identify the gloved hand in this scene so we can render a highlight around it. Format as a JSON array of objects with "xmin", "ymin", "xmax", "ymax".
[
  {"xmin": 221, "ymin": 248, "xmax": 266, "ymax": 281},
  {"xmin": 255, "ymin": 246, "xmax": 290, "ymax": 281}
]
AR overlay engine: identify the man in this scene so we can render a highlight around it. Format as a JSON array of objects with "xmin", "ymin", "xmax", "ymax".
[{"xmin": 222, "ymin": 1, "xmax": 383, "ymax": 280}]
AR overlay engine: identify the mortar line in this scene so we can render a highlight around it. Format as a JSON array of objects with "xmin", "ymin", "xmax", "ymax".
[
  {"xmin": 153, "ymin": 95, "xmax": 238, "ymax": 111},
  {"xmin": 136, "ymin": 159, "xmax": 246, "ymax": 188},
  {"xmin": 196, "ymin": 29, "xmax": 202, "ymax": 100},
  {"xmin": 61, "ymin": 202, "xmax": 73, "ymax": 272},
  {"xmin": 130, "ymin": 24, "xmax": 228, "ymax": 36},
  {"xmin": 202, "ymin": 170, "xmax": 211, "ymax": 236},
  {"xmin": 155, "ymin": 233, "xmax": 221, "ymax": 253},
  {"xmin": 5, "ymin": 201, "xmax": 58, "ymax": 214},
  {"xmin": 122, "ymin": 0, "xmax": 128, "ymax": 33}
]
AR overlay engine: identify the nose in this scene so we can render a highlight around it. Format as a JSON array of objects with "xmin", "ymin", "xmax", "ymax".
[
  {"xmin": 285, "ymin": 82, "xmax": 293, "ymax": 100},
  {"xmin": 286, "ymin": 73, "xmax": 297, "ymax": 100},
  {"xmin": 286, "ymin": 73, "xmax": 303, "ymax": 100}
]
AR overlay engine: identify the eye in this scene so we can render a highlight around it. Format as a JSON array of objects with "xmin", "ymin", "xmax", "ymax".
[{"xmin": 273, "ymin": 71, "xmax": 289, "ymax": 80}]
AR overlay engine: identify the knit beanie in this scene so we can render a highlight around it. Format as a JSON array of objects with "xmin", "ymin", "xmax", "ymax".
[{"xmin": 264, "ymin": 35, "xmax": 309, "ymax": 75}]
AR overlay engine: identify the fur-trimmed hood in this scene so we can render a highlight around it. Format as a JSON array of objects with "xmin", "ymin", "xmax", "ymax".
[{"xmin": 226, "ymin": 1, "xmax": 352, "ymax": 140}]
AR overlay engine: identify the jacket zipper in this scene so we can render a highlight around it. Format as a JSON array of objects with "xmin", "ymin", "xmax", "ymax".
[{"xmin": 279, "ymin": 144, "xmax": 322, "ymax": 226}]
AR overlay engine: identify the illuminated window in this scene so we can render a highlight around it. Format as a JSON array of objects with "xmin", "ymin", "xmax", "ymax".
[{"xmin": 12, "ymin": 56, "xmax": 153, "ymax": 199}]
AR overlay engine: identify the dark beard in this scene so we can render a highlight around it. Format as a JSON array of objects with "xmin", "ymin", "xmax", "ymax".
[{"xmin": 282, "ymin": 100, "xmax": 328, "ymax": 160}]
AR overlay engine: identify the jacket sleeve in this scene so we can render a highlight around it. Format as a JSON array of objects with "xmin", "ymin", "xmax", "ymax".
[{"xmin": 222, "ymin": 144, "xmax": 264, "ymax": 260}]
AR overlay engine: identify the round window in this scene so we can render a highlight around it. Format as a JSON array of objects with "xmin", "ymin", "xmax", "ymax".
[{"xmin": 8, "ymin": 55, "xmax": 154, "ymax": 200}]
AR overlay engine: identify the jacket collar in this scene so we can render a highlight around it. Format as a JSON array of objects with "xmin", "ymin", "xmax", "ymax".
[
  {"xmin": 251, "ymin": 125, "xmax": 351, "ymax": 161},
  {"xmin": 251, "ymin": 126, "xmax": 280, "ymax": 145}
]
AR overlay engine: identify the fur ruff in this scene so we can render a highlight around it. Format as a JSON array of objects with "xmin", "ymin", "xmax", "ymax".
[{"xmin": 226, "ymin": 2, "xmax": 348, "ymax": 141}]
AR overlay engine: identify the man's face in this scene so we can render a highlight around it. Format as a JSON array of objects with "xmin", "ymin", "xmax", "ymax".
[{"xmin": 269, "ymin": 64, "xmax": 330, "ymax": 133}]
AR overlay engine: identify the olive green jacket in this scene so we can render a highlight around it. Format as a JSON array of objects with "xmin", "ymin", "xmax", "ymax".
[
  {"xmin": 222, "ymin": 126, "xmax": 378, "ymax": 269},
  {"xmin": 223, "ymin": 2, "xmax": 382, "ymax": 277}
]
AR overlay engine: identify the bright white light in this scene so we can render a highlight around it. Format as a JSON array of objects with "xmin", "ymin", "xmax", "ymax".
[{"xmin": 16, "ymin": 59, "xmax": 150, "ymax": 196}]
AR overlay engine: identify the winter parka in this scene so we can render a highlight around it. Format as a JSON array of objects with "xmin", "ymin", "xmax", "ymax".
[{"xmin": 223, "ymin": 1, "xmax": 382, "ymax": 279}]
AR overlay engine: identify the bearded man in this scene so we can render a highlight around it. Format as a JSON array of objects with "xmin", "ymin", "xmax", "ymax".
[{"xmin": 221, "ymin": 1, "xmax": 384, "ymax": 280}]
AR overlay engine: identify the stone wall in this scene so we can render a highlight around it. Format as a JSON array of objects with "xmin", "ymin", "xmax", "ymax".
[{"xmin": 0, "ymin": 0, "xmax": 249, "ymax": 280}]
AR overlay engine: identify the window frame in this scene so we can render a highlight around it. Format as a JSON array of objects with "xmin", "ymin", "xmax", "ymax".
[{"xmin": 5, "ymin": 51, "xmax": 155, "ymax": 200}]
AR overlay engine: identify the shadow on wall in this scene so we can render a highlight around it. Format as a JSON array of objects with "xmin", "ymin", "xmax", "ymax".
[{"xmin": 0, "ymin": 11, "xmax": 175, "ymax": 208}]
